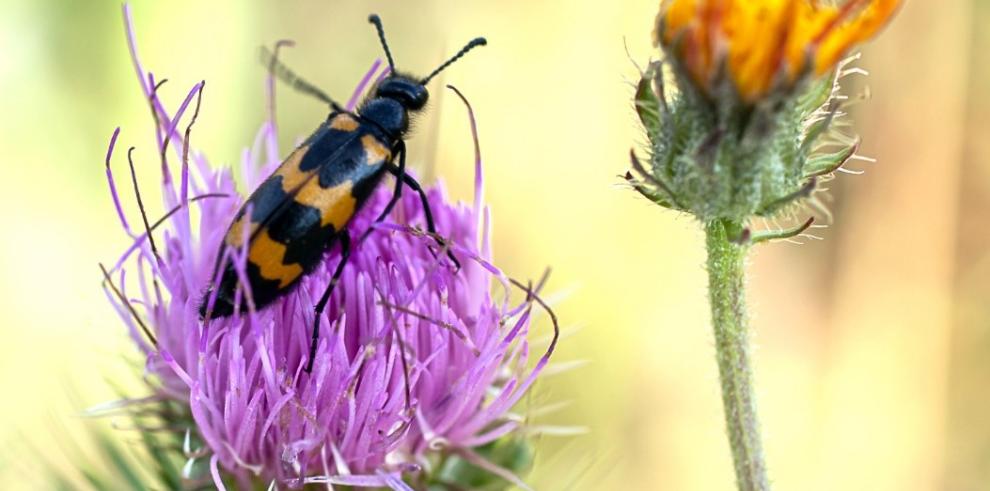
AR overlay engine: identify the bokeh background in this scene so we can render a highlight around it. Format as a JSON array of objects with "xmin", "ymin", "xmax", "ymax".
[{"xmin": 1, "ymin": 1, "xmax": 987, "ymax": 489}]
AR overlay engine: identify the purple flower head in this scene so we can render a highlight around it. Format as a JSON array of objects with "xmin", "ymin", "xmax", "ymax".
[{"xmin": 102, "ymin": 6, "xmax": 557, "ymax": 489}]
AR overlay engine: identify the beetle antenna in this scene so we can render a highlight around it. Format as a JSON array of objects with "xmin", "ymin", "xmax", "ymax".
[
  {"xmin": 260, "ymin": 46, "xmax": 344, "ymax": 112},
  {"xmin": 421, "ymin": 37, "xmax": 487, "ymax": 85},
  {"xmin": 368, "ymin": 14, "xmax": 396, "ymax": 72}
]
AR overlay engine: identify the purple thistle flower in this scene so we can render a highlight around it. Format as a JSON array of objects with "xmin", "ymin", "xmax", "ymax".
[{"xmin": 102, "ymin": 5, "xmax": 557, "ymax": 489}]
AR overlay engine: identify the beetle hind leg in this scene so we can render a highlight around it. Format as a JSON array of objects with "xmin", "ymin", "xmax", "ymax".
[{"xmin": 306, "ymin": 232, "xmax": 351, "ymax": 373}]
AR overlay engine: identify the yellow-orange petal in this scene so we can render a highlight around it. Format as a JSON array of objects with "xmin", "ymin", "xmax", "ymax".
[
  {"xmin": 725, "ymin": 0, "xmax": 796, "ymax": 100},
  {"xmin": 814, "ymin": 0, "xmax": 903, "ymax": 74},
  {"xmin": 656, "ymin": 0, "xmax": 901, "ymax": 103},
  {"xmin": 659, "ymin": 0, "xmax": 700, "ymax": 46}
]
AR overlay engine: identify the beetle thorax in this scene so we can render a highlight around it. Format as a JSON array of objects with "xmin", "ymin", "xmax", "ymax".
[{"xmin": 359, "ymin": 98, "xmax": 409, "ymax": 137}]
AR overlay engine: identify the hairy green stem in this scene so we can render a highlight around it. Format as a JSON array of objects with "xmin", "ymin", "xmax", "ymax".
[{"xmin": 705, "ymin": 219, "xmax": 770, "ymax": 491}]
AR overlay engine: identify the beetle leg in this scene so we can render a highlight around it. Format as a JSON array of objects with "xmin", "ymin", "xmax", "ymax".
[
  {"xmin": 387, "ymin": 164, "xmax": 461, "ymax": 270},
  {"xmin": 360, "ymin": 141, "xmax": 407, "ymax": 243},
  {"xmin": 306, "ymin": 231, "xmax": 351, "ymax": 373}
]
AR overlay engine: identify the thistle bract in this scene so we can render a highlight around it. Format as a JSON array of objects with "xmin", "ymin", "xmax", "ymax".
[
  {"xmin": 101, "ymin": 6, "xmax": 555, "ymax": 489},
  {"xmin": 632, "ymin": 0, "xmax": 900, "ymax": 230}
]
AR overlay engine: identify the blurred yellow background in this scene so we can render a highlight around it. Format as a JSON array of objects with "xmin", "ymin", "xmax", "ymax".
[{"xmin": 1, "ymin": 1, "xmax": 987, "ymax": 489}]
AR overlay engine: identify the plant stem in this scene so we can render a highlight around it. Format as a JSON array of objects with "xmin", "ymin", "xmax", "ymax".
[{"xmin": 705, "ymin": 219, "xmax": 770, "ymax": 491}]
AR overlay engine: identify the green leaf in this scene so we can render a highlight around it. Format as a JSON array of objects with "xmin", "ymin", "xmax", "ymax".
[
  {"xmin": 803, "ymin": 139, "xmax": 859, "ymax": 178},
  {"xmin": 800, "ymin": 107, "xmax": 837, "ymax": 154},
  {"xmin": 96, "ymin": 432, "xmax": 148, "ymax": 490},
  {"xmin": 796, "ymin": 72, "xmax": 835, "ymax": 116},
  {"xmin": 635, "ymin": 62, "xmax": 664, "ymax": 138},
  {"xmin": 756, "ymin": 178, "xmax": 817, "ymax": 217},
  {"xmin": 136, "ymin": 426, "xmax": 183, "ymax": 489},
  {"xmin": 432, "ymin": 440, "xmax": 534, "ymax": 491},
  {"xmin": 751, "ymin": 216, "xmax": 815, "ymax": 244}
]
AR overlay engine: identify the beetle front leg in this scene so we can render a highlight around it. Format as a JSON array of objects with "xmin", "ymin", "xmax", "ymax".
[
  {"xmin": 360, "ymin": 141, "xmax": 406, "ymax": 242},
  {"xmin": 386, "ymin": 163, "xmax": 460, "ymax": 270}
]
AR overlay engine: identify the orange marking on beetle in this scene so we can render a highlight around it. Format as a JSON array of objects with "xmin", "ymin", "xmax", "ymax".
[
  {"xmin": 294, "ymin": 180, "xmax": 358, "ymax": 229},
  {"xmin": 274, "ymin": 145, "xmax": 314, "ymax": 192},
  {"xmin": 249, "ymin": 229, "xmax": 303, "ymax": 288},
  {"xmin": 330, "ymin": 114, "xmax": 360, "ymax": 132},
  {"xmin": 225, "ymin": 215, "xmax": 259, "ymax": 248},
  {"xmin": 361, "ymin": 134, "xmax": 391, "ymax": 165}
]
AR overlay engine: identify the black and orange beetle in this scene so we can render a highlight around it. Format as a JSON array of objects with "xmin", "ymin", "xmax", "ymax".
[{"xmin": 200, "ymin": 14, "xmax": 486, "ymax": 372}]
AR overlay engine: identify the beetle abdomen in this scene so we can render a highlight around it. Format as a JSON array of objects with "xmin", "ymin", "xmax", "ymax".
[{"xmin": 200, "ymin": 113, "xmax": 394, "ymax": 318}]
